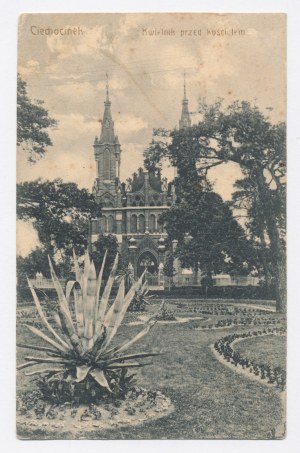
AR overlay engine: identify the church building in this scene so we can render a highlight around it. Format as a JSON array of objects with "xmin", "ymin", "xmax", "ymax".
[{"xmin": 90, "ymin": 76, "xmax": 196, "ymax": 288}]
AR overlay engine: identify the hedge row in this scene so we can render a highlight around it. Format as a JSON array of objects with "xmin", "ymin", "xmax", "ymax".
[{"xmin": 214, "ymin": 328, "xmax": 286, "ymax": 390}]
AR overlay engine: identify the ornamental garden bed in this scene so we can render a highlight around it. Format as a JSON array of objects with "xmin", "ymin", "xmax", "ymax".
[
  {"xmin": 18, "ymin": 319, "xmax": 286, "ymax": 440},
  {"xmin": 213, "ymin": 328, "xmax": 286, "ymax": 390},
  {"xmin": 17, "ymin": 386, "xmax": 173, "ymax": 438},
  {"xmin": 17, "ymin": 291, "xmax": 286, "ymax": 439}
]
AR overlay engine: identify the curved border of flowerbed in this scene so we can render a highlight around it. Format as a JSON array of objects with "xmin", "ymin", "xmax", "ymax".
[
  {"xmin": 200, "ymin": 316, "xmax": 284, "ymax": 330},
  {"xmin": 212, "ymin": 327, "xmax": 286, "ymax": 390},
  {"xmin": 17, "ymin": 387, "xmax": 173, "ymax": 438}
]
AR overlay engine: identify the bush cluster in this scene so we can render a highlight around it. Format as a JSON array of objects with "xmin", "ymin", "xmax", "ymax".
[
  {"xmin": 155, "ymin": 307, "xmax": 176, "ymax": 321},
  {"xmin": 214, "ymin": 328, "xmax": 286, "ymax": 390},
  {"xmin": 201, "ymin": 316, "xmax": 283, "ymax": 329},
  {"xmin": 17, "ymin": 385, "xmax": 160, "ymax": 421},
  {"xmin": 175, "ymin": 302, "xmax": 271, "ymax": 316},
  {"xmin": 163, "ymin": 286, "xmax": 276, "ymax": 300}
]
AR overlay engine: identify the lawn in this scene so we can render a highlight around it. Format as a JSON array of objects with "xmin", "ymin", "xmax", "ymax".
[
  {"xmin": 233, "ymin": 335, "xmax": 286, "ymax": 369},
  {"xmin": 16, "ymin": 299, "xmax": 286, "ymax": 440}
]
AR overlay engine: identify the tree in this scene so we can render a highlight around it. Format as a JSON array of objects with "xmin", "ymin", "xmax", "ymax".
[
  {"xmin": 231, "ymin": 177, "xmax": 275, "ymax": 289},
  {"xmin": 90, "ymin": 234, "xmax": 119, "ymax": 280},
  {"xmin": 163, "ymin": 251, "xmax": 176, "ymax": 278},
  {"xmin": 201, "ymin": 274, "xmax": 214, "ymax": 298},
  {"xmin": 163, "ymin": 251, "xmax": 176, "ymax": 291},
  {"xmin": 145, "ymin": 100, "xmax": 286, "ymax": 312},
  {"xmin": 17, "ymin": 247, "xmax": 72, "ymax": 300},
  {"xmin": 17, "ymin": 179, "xmax": 100, "ymax": 261},
  {"xmin": 17, "ymin": 74, "xmax": 57, "ymax": 163},
  {"xmin": 159, "ymin": 191, "xmax": 258, "ymax": 279}
]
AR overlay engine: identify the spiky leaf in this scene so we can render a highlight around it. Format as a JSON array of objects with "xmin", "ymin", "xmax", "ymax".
[
  {"xmin": 72, "ymin": 249, "xmax": 82, "ymax": 282},
  {"xmin": 96, "ymin": 253, "xmax": 119, "ymax": 327},
  {"xmin": 27, "ymin": 278, "xmax": 69, "ymax": 349},
  {"xmin": 90, "ymin": 369, "xmax": 111, "ymax": 392},
  {"xmin": 25, "ymin": 367, "xmax": 65, "ymax": 377},
  {"xmin": 76, "ymin": 365, "xmax": 92, "ymax": 382},
  {"xmin": 83, "ymin": 261, "xmax": 97, "ymax": 349},
  {"xmin": 26, "ymin": 325, "xmax": 67, "ymax": 353},
  {"xmin": 95, "ymin": 249, "xmax": 108, "ymax": 319}
]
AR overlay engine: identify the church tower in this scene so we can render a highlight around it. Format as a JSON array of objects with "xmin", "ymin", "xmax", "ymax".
[
  {"xmin": 93, "ymin": 75, "xmax": 121, "ymax": 206},
  {"xmin": 179, "ymin": 72, "xmax": 191, "ymax": 130}
]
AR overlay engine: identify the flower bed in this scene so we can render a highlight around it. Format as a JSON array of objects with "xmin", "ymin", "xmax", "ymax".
[
  {"xmin": 17, "ymin": 251, "xmax": 172, "ymax": 439},
  {"xmin": 17, "ymin": 386, "xmax": 173, "ymax": 437},
  {"xmin": 200, "ymin": 316, "xmax": 283, "ymax": 330},
  {"xmin": 173, "ymin": 302, "xmax": 272, "ymax": 316},
  {"xmin": 213, "ymin": 328, "xmax": 286, "ymax": 390}
]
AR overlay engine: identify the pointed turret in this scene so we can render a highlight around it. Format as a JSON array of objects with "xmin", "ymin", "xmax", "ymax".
[
  {"xmin": 179, "ymin": 71, "xmax": 191, "ymax": 130},
  {"xmin": 99, "ymin": 74, "xmax": 116, "ymax": 144},
  {"xmin": 93, "ymin": 73, "xmax": 122, "ymax": 195}
]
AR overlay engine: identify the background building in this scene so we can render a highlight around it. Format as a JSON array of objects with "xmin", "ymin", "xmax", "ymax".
[
  {"xmin": 89, "ymin": 78, "xmax": 258, "ymax": 289},
  {"xmin": 90, "ymin": 79, "xmax": 190, "ymax": 288}
]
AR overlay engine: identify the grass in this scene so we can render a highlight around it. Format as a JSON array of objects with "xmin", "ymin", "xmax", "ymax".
[
  {"xmin": 233, "ymin": 335, "xmax": 286, "ymax": 369},
  {"xmin": 16, "ymin": 299, "xmax": 286, "ymax": 440}
]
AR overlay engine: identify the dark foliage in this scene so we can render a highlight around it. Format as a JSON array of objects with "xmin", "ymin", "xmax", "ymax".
[
  {"xmin": 128, "ymin": 286, "xmax": 153, "ymax": 312},
  {"xmin": 33, "ymin": 368, "xmax": 136, "ymax": 406},
  {"xmin": 17, "ymin": 74, "xmax": 57, "ymax": 163},
  {"xmin": 145, "ymin": 100, "xmax": 286, "ymax": 312},
  {"xmin": 160, "ymin": 191, "xmax": 258, "ymax": 276},
  {"xmin": 214, "ymin": 328, "xmax": 286, "ymax": 390},
  {"xmin": 90, "ymin": 234, "xmax": 119, "ymax": 279},
  {"xmin": 17, "ymin": 178, "xmax": 100, "ymax": 259}
]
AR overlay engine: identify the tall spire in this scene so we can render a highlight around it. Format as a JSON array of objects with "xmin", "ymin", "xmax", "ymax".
[
  {"xmin": 179, "ymin": 71, "xmax": 191, "ymax": 130},
  {"xmin": 100, "ymin": 73, "xmax": 115, "ymax": 143}
]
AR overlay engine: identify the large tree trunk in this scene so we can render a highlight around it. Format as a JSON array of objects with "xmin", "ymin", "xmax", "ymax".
[
  {"xmin": 255, "ymin": 168, "xmax": 286, "ymax": 313},
  {"xmin": 257, "ymin": 222, "xmax": 273, "ymax": 288}
]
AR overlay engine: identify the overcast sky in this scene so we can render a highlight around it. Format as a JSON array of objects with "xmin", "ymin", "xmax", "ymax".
[{"xmin": 17, "ymin": 13, "xmax": 286, "ymax": 255}]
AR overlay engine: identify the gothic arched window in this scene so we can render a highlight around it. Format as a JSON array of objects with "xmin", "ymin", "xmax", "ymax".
[
  {"xmin": 103, "ymin": 148, "xmax": 111, "ymax": 180},
  {"xmin": 149, "ymin": 214, "xmax": 156, "ymax": 233},
  {"xmin": 158, "ymin": 220, "xmax": 163, "ymax": 233},
  {"xmin": 131, "ymin": 214, "xmax": 137, "ymax": 233},
  {"xmin": 138, "ymin": 214, "xmax": 145, "ymax": 234},
  {"xmin": 101, "ymin": 216, "xmax": 108, "ymax": 233},
  {"xmin": 107, "ymin": 215, "xmax": 114, "ymax": 233}
]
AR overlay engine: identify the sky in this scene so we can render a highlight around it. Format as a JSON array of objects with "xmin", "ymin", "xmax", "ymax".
[{"xmin": 17, "ymin": 13, "xmax": 286, "ymax": 255}]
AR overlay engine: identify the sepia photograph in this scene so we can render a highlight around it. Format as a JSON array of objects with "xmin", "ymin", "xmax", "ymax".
[{"xmin": 16, "ymin": 12, "xmax": 286, "ymax": 440}]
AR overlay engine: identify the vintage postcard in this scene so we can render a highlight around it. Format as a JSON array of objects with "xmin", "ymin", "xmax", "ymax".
[{"xmin": 16, "ymin": 13, "xmax": 286, "ymax": 440}]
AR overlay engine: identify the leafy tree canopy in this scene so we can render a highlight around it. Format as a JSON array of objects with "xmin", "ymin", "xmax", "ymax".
[
  {"xmin": 17, "ymin": 74, "xmax": 57, "ymax": 163},
  {"xmin": 17, "ymin": 178, "xmax": 100, "ymax": 259},
  {"xmin": 90, "ymin": 234, "xmax": 119, "ymax": 280},
  {"xmin": 160, "ymin": 191, "xmax": 258, "ymax": 276},
  {"xmin": 146, "ymin": 100, "xmax": 286, "ymax": 312},
  {"xmin": 17, "ymin": 247, "xmax": 72, "ymax": 300}
]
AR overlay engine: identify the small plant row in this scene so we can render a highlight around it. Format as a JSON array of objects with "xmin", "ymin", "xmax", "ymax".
[
  {"xmin": 201, "ymin": 317, "xmax": 283, "ymax": 329},
  {"xmin": 214, "ymin": 328, "xmax": 286, "ymax": 390},
  {"xmin": 174, "ymin": 303, "xmax": 271, "ymax": 316},
  {"xmin": 155, "ymin": 307, "xmax": 176, "ymax": 321},
  {"xmin": 17, "ymin": 384, "xmax": 160, "ymax": 421}
]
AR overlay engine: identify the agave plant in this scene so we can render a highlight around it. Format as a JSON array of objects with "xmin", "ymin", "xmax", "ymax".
[
  {"xmin": 17, "ymin": 250, "xmax": 160, "ymax": 393},
  {"xmin": 128, "ymin": 285, "xmax": 154, "ymax": 312}
]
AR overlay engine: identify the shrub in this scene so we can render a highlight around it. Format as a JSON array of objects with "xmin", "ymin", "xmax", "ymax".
[
  {"xmin": 17, "ymin": 250, "xmax": 160, "ymax": 404},
  {"xmin": 214, "ymin": 328, "xmax": 286, "ymax": 390},
  {"xmin": 155, "ymin": 307, "xmax": 176, "ymax": 321},
  {"xmin": 128, "ymin": 285, "xmax": 154, "ymax": 312}
]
